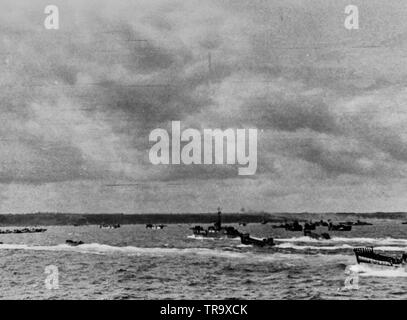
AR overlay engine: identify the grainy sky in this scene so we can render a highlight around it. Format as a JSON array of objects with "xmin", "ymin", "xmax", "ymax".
[{"xmin": 1, "ymin": 0, "xmax": 407, "ymax": 213}]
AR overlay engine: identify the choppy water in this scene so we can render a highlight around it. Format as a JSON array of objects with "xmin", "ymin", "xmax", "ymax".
[{"xmin": 0, "ymin": 221, "xmax": 406, "ymax": 299}]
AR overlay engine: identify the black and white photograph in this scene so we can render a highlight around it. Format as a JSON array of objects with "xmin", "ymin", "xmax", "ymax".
[{"xmin": 0, "ymin": 0, "xmax": 406, "ymax": 304}]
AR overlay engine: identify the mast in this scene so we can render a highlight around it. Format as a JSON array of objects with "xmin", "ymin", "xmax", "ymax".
[{"xmin": 215, "ymin": 207, "xmax": 222, "ymax": 229}]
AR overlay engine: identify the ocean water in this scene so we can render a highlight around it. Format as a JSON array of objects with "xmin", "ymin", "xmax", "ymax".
[{"xmin": 0, "ymin": 221, "xmax": 406, "ymax": 300}]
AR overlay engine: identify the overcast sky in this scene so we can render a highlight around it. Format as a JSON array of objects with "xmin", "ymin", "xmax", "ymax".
[{"xmin": 1, "ymin": 0, "xmax": 407, "ymax": 213}]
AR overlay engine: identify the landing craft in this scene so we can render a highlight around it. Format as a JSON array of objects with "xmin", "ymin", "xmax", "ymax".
[
  {"xmin": 354, "ymin": 247, "xmax": 407, "ymax": 268},
  {"xmin": 285, "ymin": 221, "xmax": 303, "ymax": 231},
  {"xmin": 146, "ymin": 224, "xmax": 166, "ymax": 230},
  {"xmin": 99, "ymin": 224, "xmax": 120, "ymax": 229},
  {"xmin": 190, "ymin": 209, "xmax": 241, "ymax": 238},
  {"xmin": 304, "ymin": 229, "xmax": 330, "ymax": 240},
  {"xmin": 66, "ymin": 240, "xmax": 84, "ymax": 246},
  {"xmin": 328, "ymin": 222, "xmax": 352, "ymax": 231},
  {"xmin": 0, "ymin": 227, "xmax": 47, "ymax": 234},
  {"xmin": 240, "ymin": 233, "xmax": 275, "ymax": 247}
]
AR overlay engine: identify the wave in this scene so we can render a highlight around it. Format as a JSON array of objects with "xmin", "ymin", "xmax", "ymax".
[
  {"xmin": 276, "ymin": 243, "xmax": 354, "ymax": 251},
  {"xmin": 187, "ymin": 235, "xmax": 240, "ymax": 241},
  {"xmin": 0, "ymin": 242, "xmax": 305, "ymax": 262},
  {"xmin": 0, "ymin": 242, "xmax": 403, "ymax": 264},
  {"xmin": 276, "ymin": 236, "xmax": 407, "ymax": 246},
  {"xmin": 275, "ymin": 242, "xmax": 407, "ymax": 252},
  {"xmin": 186, "ymin": 235, "xmax": 216, "ymax": 240},
  {"xmin": 348, "ymin": 264, "xmax": 407, "ymax": 278}
]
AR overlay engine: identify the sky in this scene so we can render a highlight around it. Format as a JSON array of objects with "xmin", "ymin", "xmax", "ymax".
[{"xmin": 1, "ymin": 0, "xmax": 407, "ymax": 213}]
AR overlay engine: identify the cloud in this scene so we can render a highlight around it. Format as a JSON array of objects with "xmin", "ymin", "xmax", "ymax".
[{"xmin": 1, "ymin": 0, "xmax": 407, "ymax": 212}]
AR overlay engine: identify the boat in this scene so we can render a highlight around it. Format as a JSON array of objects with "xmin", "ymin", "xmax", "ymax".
[
  {"xmin": 190, "ymin": 225, "xmax": 206, "ymax": 235},
  {"xmin": 354, "ymin": 247, "xmax": 407, "ymax": 267},
  {"xmin": 190, "ymin": 210, "xmax": 241, "ymax": 238},
  {"xmin": 0, "ymin": 227, "xmax": 47, "ymax": 234},
  {"xmin": 304, "ymin": 229, "xmax": 330, "ymax": 240},
  {"xmin": 353, "ymin": 220, "xmax": 373, "ymax": 226},
  {"xmin": 304, "ymin": 222, "xmax": 316, "ymax": 230},
  {"xmin": 260, "ymin": 214, "xmax": 269, "ymax": 225},
  {"xmin": 66, "ymin": 240, "xmax": 84, "ymax": 246},
  {"xmin": 285, "ymin": 221, "xmax": 303, "ymax": 231},
  {"xmin": 99, "ymin": 224, "xmax": 120, "ymax": 229},
  {"xmin": 319, "ymin": 220, "xmax": 329, "ymax": 227},
  {"xmin": 328, "ymin": 223, "xmax": 352, "ymax": 231},
  {"xmin": 240, "ymin": 233, "xmax": 275, "ymax": 247},
  {"xmin": 146, "ymin": 224, "xmax": 166, "ymax": 230},
  {"xmin": 340, "ymin": 220, "xmax": 372, "ymax": 226}
]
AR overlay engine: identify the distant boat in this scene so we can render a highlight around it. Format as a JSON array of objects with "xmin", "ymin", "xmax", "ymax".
[
  {"xmin": 304, "ymin": 229, "xmax": 330, "ymax": 240},
  {"xmin": 66, "ymin": 240, "xmax": 84, "ymax": 246},
  {"xmin": 0, "ymin": 228, "xmax": 47, "ymax": 234},
  {"xmin": 354, "ymin": 247, "xmax": 407, "ymax": 267},
  {"xmin": 272, "ymin": 221, "xmax": 303, "ymax": 231},
  {"xmin": 146, "ymin": 224, "xmax": 166, "ymax": 230},
  {"xmin": 240, "ymin": 233, "xmax": 275, "ymax": 247},
  {"xmin": 190, "ymin": 210, "xmax": 241, "ymax": 238},
  {"xmin": 99, "ymin": 224, "xmax": 120, "ymax": 229},
  {"xmin": 319, "ymin": 220, "xmax": 329, "ymax": 227},
  {"xmin": 328, "ymin": 223, "xmax": 352, "ymax": 231},
  {"xmin": 340, "ymin": 220, "xmax": 372, "ymax": 226},
  {"xmin": 304, "ymin": 222, "xmax": 316, "ymax": 230},
  {"xmin": 353, "ymin": 220, "xmax": 373, "ymax": 226},
  {"xmin": 285, "ymin": 221, "xmax": 303, "ymax": 231}
]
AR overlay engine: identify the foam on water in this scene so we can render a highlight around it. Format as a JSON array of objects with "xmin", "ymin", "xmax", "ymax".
[
  {"xmin": 276, "ymin": 236, "xmax": 407, "ymax": 246},
  {"xmin": 2, "ymin": 240, "xmax": 400, "ymax": 259},
  {"xmin": 0, "ymin": 222, "xmax": 406, "ymax": 299},
  {"xmin": 1, "ymin": 241, "xmax": 398, "ymax": 259},
  {"xmin": 276, "ymin": 242, "xmax": 354, "ymax": 251},
  {"xmin": 186, "ymin": 235, "xmax": 216, "ymax": 240},
  {"xmin": 275, "ymin": 242, "xmax": 407, "ymax": 252},
  {"xmin": 348, "ymin": 264, "xmax": 407, "ymax": 278},
  {"xmin": 0, "ymin": 242, "xmax": 305, "ymax": 263},
  {"xmin": 187, "ymin": 235, "xmax": 240, "ymax": 241}
]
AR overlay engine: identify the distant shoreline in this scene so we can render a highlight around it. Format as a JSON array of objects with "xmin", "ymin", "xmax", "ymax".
[{"xmin": 0, "ymin": 212, "xmax": 405, "ymax": 227}]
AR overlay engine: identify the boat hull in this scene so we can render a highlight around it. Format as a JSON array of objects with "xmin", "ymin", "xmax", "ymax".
[
  {"xmin": 354, "ymin": 247, "xmax": 407, "ymax": 267},
  {"xmin": 240, "ymin": 234, "xmax": 275, "ymax": 247}
]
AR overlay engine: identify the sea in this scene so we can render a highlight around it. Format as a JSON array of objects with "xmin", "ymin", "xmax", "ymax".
[{"xmin": 0, "ymin": 220, "xmax": 406, "ymax": 300}]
